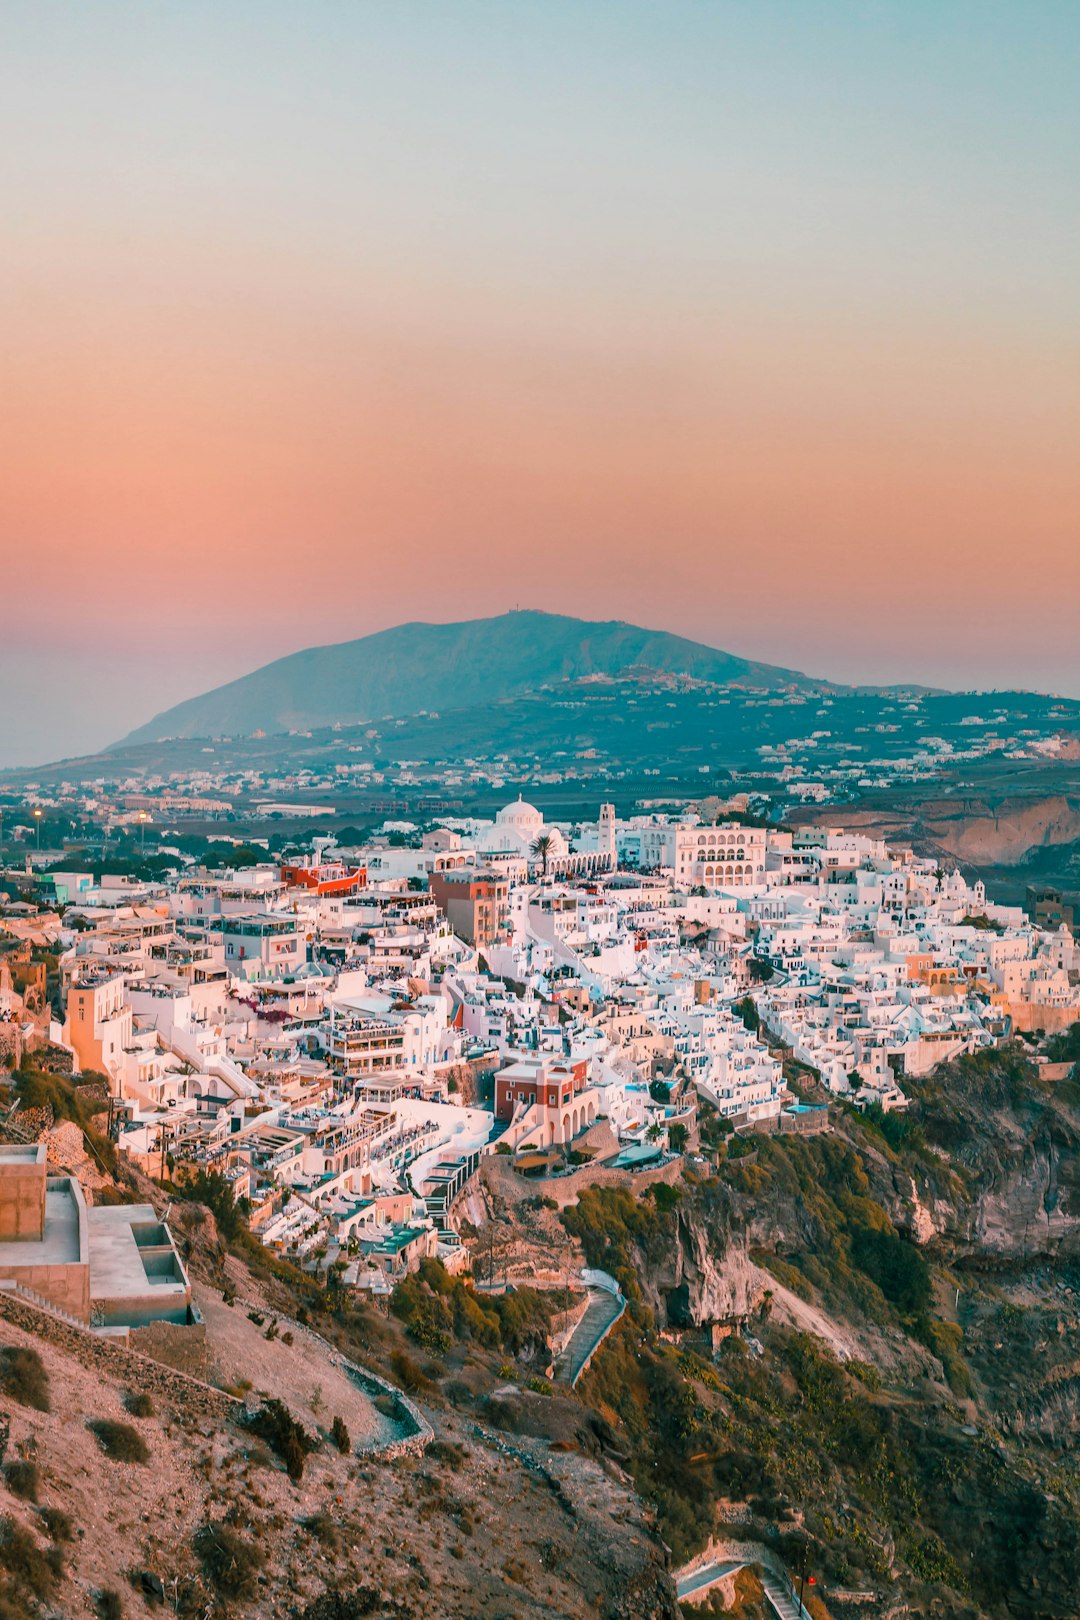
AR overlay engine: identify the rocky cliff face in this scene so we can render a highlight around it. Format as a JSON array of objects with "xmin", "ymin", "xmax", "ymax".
[
  {"xmin": 884, "ymin": 1056, "xmax": 1080, "ymax": 1265},
  {"xmin": 654, "ymin": 1208, "xmax": 768, "ymax": 1328},
  {"xmin": 796, "ymin": 791, "xmax": 1080, "ymax": 866}
]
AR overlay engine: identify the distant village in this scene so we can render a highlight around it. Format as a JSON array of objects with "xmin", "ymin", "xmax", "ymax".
[{"xmin": 1, "ymin": 787, "xmax": 1076, "ymax": 1324}]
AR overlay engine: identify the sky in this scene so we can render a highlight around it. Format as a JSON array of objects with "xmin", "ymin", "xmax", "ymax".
[{"xmin": 1, "ymin": 2, "xmax": 1077, "ymax": 767}]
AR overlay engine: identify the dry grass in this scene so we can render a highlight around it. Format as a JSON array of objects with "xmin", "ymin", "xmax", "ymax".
[
  {"xmin": 3, "ymin": 1459, "xmax": 39, "ymax": 1502},
  {"xmin": 0, "ymin": 1347, "xmax": 50, "ymax": 1412},
  {"xmin": 194, "ymin": 1521, "xmax": 261, "ymax": 1601},
  {"xmin": 87, "ymin": 1421, "xmax": 148, "ymax": 1465}
]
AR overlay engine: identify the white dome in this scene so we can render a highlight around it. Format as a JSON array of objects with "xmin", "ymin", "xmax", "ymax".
[{"xmin": 496, "ymin": 796, "xmax": 544, "ymax": 833}]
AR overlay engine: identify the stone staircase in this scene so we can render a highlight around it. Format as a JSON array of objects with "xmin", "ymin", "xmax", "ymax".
[
  {"xmin": 553, "ymin": 1283, "xmax": 625, "ymax": 1386},
  {"xmin": 0, "ymin": 1277, "xmax": 89, "ymax": 1333}
]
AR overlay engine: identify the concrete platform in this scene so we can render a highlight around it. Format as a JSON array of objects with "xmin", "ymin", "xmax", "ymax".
[
  {"xmin": 86, "ymin": 1204, "xmax": 182, "ymax": 1298},
  {"xmin": 0, "ymin": 1185, "xmax": 82, "ymax": 1266}
]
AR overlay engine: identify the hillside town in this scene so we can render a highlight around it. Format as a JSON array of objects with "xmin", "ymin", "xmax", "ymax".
[{"xmin": 2, "ymin": 799, "xmax": 1076, "ymax": 1304}]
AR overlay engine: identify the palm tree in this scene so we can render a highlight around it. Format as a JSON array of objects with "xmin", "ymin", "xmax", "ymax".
[{"xmin": 531, "ymin": 832, "xmax": 554, "ymax": 880}]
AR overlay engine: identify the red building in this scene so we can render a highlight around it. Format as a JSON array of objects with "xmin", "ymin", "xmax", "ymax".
[
  {"xmin": 494, "ymin": 1055, "xmax": 588, "ymax": 1122},
  {"xmin": 280, "ymin": 859, "xmax": 366, "ymax": 897}
]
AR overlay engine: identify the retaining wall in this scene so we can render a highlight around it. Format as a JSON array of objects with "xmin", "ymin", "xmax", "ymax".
[{"xmin": 0, "ymin": 1287, "xmax": 239, "ymax": 1424}]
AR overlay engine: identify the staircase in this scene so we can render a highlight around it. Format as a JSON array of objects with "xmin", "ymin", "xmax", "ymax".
[
  {"xmin": 423, "ymin": 1191, "xmax": 455, "ymax": 1239},
  {"xmin": 760, "ymin": 1570, "xmax": 810, "ymax": 1620},
  {"xmin": 0, "ymin": 1278, "xmax": 90, "ymax": 1333},
  {"xmin": 675, "ymin": 1549, "xmax": 814, "ymax": 1620},
  {"xmin": 553, "ymin": 1284, "xmax": 625, "ymax": 1386}
]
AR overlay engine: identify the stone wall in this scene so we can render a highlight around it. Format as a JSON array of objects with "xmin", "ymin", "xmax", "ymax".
[
  {"xmin": 489, "ymin": 1150, "xmax": 683, "ymax": 1212},
  {"xmin": 128, "ymin": 1318, "xmax": 210, "ymax": 1380},
  {"xmin": 1008, "ymin": 1001, "xmax": 1080, "ymax": 1035},
  {"xmin": 0, "ymin": 1288, "xmax": 240, "ymax": 1424},
  {"xmin": 3, "ymin": 1261, "xmax": 90, "ymax": 1321}
]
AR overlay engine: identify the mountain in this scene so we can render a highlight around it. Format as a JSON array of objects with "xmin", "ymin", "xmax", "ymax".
[{"xmin": 119, "ymin": 611, "xmax": 822, "ymax": 744}]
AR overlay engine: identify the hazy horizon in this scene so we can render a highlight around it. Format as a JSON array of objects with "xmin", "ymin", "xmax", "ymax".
[{"xmin": 3, "ymin": 2, "xmax": 1077, "ymax": 766}]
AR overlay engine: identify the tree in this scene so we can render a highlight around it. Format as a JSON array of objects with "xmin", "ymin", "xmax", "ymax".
[
  {"xmin": 735, "ymin": 995, "xmax": 760, "ymax": 1033},
  {"xmin": 531, "ymin": 832, "xmax": 554, "ymax": 879}
]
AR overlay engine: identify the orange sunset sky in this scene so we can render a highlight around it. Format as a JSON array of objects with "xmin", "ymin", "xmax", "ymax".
[{"xmin": 1, "ymin": 3, "xmax": 1078, "ymax": 765}]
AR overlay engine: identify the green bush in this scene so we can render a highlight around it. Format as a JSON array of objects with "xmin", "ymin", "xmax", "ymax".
[
  {"xmin": 849, "ymin": 1228, "xmax": 931, "ymax": 1317},
  {"xmin": 389, "ymin": 1350, "xmax": 436, "ymax": 1396},
  {"xmin": 0, "ymin": 1514, "xmax": 63, "ymax": 1603},
  {"xmin": 330, "ymin": 1415, "xmax": 351, "ymax": 1455},
  {"xmin": 244, "ymin": 1399, "xmax": 316, "ymax": 1484},
  {"xmin": 123, "ymin": 1391, "xmax": 154, "ymax": 1418},
  {"xmin": 180, "ymin": 1169, "xmax": 249, "ymax": 1241},
  {"xmin": 38, "ymin": 1507, "xmax": 73, "ymax": 1543},
  {"xmin": 405, "ymin": 1294, "xmax": 452, "ymax": 1355}
]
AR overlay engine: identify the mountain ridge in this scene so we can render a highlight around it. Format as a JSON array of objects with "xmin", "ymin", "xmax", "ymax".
[{"xmin": 118, "ymin": 610, "xmax": 827, "ymax": 745}]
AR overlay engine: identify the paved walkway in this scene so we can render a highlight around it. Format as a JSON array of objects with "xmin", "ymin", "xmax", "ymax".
[
  {"xmin": 675, "ymin": 1547, "xmax": 814, "ymax": 1620},
  {"xmin": 676, "ymin": 1560, "xmax": 745, "ymax": 1601}
]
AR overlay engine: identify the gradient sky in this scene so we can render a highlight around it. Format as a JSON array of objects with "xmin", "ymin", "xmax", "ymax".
[{"xmin": 2, "ymin": 2, "xmax": 1078, "ymax": 766}]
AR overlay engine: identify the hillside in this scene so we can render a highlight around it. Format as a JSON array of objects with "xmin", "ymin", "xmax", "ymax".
[
  {"xmin": 118, "ymin": 611, "xmax": 819, "ymax": 744},
  {"xmin": 0, "ymin": 1064, "xmax": 677, "ymax": 1620},
  {"xmin": 467, "ymin": 1046, "xmax": 1080, "ymax": 1617}
]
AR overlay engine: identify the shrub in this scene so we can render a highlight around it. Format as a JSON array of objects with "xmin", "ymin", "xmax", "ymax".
[
  {"xmin": 390, "ymin": 1350, "xmax": 436, "ymax": 1397},
  {"xmin": 96, "ymin": 1591, "xmax": 124, "ymax": 1620},
  {"xmin": 330, "ymin": 1415, "xmax": 351, "ymax": 1455},
  {"xmin": 243, "ymin": 1400, "xmax": 316, "ymax": 1485},
  {"xmin": 181, "ymin": 1169, "xmax": 249, "ymax": 1242},
  {"xmin": 0, "ymin": 1514, "xmax": 62, "ymax": 1602},
  {"xmin": 3, "ymin": 1460, "xmax": 38, "ymax": 1502},
  {"xmin": 87, "ymin": 1420, "xmax": 148, "ymax": 1464},
  {"xmin": 302, "ymin": 1510, "xmax": 341, "ymax": 1552},
  {"xmin": 123, "ymin": 1392, "xmax": 154, "ymax": 1418},
  {"xmin": 194, "ymin": 1523, "xmax": 260, "ymax": 1601},
  {"xmin": 426, "ymin": 1439, "xmax": 466, "ymax": 1470},
  {"xmin": 849, "ymin": 1227, "xmax": 931, "ymax": 1317},
  {"xmin": 39, "ymin": 1507, "xmax": 73, "ymax": 1542},
  {"xmin": 0, "ymin": 1348, "xmax": 50, "ymax": 1413},
  {"xmin": 406, "ymin": 1294, "xmax": 452, "ymax": 1355},
  {"xmin": 735, "ymin": 996, "xmax": 760, "ymax": 1032}
]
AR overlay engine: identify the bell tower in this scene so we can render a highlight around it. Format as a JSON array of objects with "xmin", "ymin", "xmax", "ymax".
[{"xmin": 599, "ymin": 803, "xmax": 616, "ymax": 870}]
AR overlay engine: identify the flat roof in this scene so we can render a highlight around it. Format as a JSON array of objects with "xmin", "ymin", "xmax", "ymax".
[
  {"xmin": 0, "ymin": 1144, "xmax": 46, "ymax": 1165},
  {"xmin": 86, "ymin": 1204, "xmax": 186, "ymax": 1300},
  {"xmin": 0, "ymin": 1184, "xmax": 81, "ymax": 1266}
]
